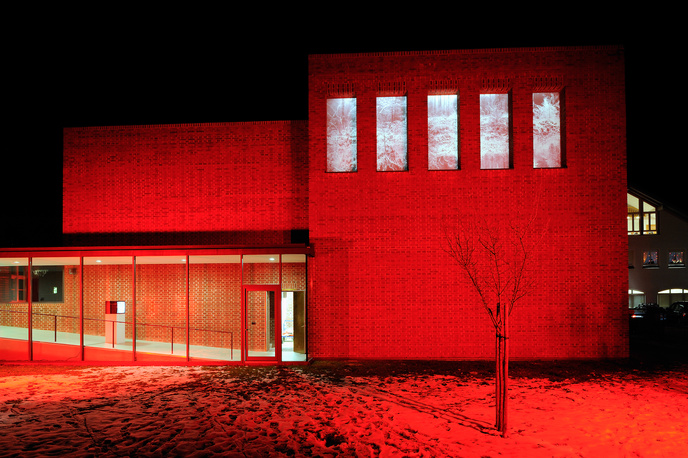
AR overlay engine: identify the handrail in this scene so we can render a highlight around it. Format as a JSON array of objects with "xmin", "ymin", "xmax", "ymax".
[{"xmin": 0, "ymin": 309, "xmax": 234, "ymax": 359}]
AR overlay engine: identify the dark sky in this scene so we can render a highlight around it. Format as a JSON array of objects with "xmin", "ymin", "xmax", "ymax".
[{"xmin": 4, "ymin": 12, "xmax": 683, "ymax": 248}]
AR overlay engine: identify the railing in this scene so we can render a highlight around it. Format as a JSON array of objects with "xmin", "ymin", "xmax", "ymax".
[{"xmin": 0, "ymin": 309, "xmax": 235, "ymax": 360}]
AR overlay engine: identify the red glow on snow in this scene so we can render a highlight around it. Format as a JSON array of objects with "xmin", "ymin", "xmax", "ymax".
[{"xmin": 1, "ymin": 362, "xmax": 685, "ymax": 456}]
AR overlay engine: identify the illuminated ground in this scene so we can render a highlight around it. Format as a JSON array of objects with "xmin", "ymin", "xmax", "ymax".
[{"xmin": 1, "ymin": 331, "xmax": 686, "ymax": 457}]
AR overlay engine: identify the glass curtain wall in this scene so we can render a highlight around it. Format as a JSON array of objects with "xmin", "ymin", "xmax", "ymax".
[
  {"xmin": 0, "ymin": 257, "xmax": 29, "ymax": 360},
  {"xmin": 135, "ymin": 256, "xmax": 188, "ymax": 361},
  {"xmin": 1, "ymin": 250, "xmax": 308, "ymax": 364},
  {"xmin": 281, "ymin": 254, "xmax": 307, "ymax": 361},
  {"xmin": 189, "ymin": 255, "xmax": 241, "ymax": 362},
  {"xmin": 31, "ymin": 257, "xmax": 81, "ymax": 361},
  {"xmin": 83, "ymin": 257, "xmax": 133, "ymax": 361},
  {"xmin": 242, "ymin": 255, "xmax": 280, "ymax": 360}
]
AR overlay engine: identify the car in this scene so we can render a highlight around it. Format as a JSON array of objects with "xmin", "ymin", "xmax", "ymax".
[
  {"xmin": 629, "ymin": 303, "xmax": 666, "ymax": 321},
  {"xmin": 666, "ymin": 301, "xmax": 688, "ymax": 326}
]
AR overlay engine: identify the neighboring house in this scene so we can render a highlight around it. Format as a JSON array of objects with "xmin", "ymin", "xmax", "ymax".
[
  {"xmin": 627, "ymin": 188, "xmax": 688, "ymax": 307},
  {"xmin": 1, "ymin": 46, "xmax": 629, "ymax": 364}
]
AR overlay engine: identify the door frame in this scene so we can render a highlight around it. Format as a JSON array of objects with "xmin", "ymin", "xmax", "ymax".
[{"xmin": 242, "ymin": 285, "xmax": 281, "ymax": 362}]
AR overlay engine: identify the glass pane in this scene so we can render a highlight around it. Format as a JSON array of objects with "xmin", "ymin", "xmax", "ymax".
[
  {"xmin": 246, "ymin": 290, "xmax": 276, "ymax": 358},
  {"xmin": 135, "ymin": 256, "xmax": 188, "ymax": 360},
  {"xmin": 643, "ymin": 201, "xmax": 656, "ymax": 212},
  {"xmin": 0, "ymin": 258, "xmax": 29, "ymax": 359},
  {"xmin": 533, "ymin": 92, "xmax": 562, "ymax": 168},
  {"xmin": 377, "ymin": 96, "xmax": 408, "ymax": 171},
  {"xmin": 643, "ymin": 251, "xmax": 658, "ymax": 267},
  {"xmin": 669, "ymin": 251, "xmax": 685, "ymax": 267},
  {"xmin": 428, "ymin": 94, "xmax": 459, "ymax": 170},
  {"xmin": 83, "ymin": 257, "xmax": 134, "ymax": 361},
  {"xmin": 31, "ymin": 258, "xmax": 81, "ymax": 360},
  {"xmin": 327, "ymin": 98, "xmax": 357, "ymax": 172},
  {"xmin": 189, "ymin": 255, "xmax": 241, "ymax": 362},
  {"xmin": 242, "ymin": 255, "xmax": 279, "ymax": 285},
  {"xmin": 627, "ymin": 194, "xmax": 640, "ymax": 212},
  {"xmin": 644, "ymin": 213, "xmax": 656, "ymax": 234},
  {"xmin": 282, "ymin": 254, "xmax": 307, "ymax": 361},
  {"xmin": 480, "ymin": 93, "xmax": 510, "ymax": 169}
]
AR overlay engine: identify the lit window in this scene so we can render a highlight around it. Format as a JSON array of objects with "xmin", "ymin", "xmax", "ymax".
[
  {"xmin": 428, "ymin": 94, "xmax": 459, "ymax": 170},
  {"xmin": 480, "ymin": 93, "xmax": 510, "ymax": 169},
  {"xmin": 627, "ymin": 193, "xmax": 658, "ymax": 235},
  {"xmin": 377, "ymin": 96, "xmax": 408, "ymax": 171},
  {"xmin": 327, "ymin": 98, "xmax": 357, "ymax": 172},
  {"xmin": 643, "ymin": 250, "xmax": 658, "ymax": 268},
  {"xmin": 658, "ymin": 288, "xmax": 688, "ymax": 307},
  {"xmin": 628, "ymin": 289, "xmax": 646, "ymax": 308},
  {"xmin": 533, "ymin": 92, "xmax": 563, "ymax": 168},
  {"xmin": 642, "ymin": 202, "xmax": 657, "ymax": 234},
  {"xmin": 668, "ymin": 251, "xmax": 685, "ymax": 268}
]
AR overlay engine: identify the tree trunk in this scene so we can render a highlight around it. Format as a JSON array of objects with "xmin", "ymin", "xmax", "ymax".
[{"xmin": 495, "ymin": 313, "xmax": 509, "ymax": 437}]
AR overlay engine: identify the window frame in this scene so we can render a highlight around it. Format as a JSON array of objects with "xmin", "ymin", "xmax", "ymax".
[
  {"xmin": 532, "ymin": 91, "xmax": 565, "ymax": 168},
  {"xmin": 479, "ymin": 92, "xmax": 512, "ymax": 170},
  {"xmin": 427, "ymin": 93, "xmax": 459, "ymax": 171},
  {"xmin": 326, "ymin": 97, "xmax": 358, "ymax": 173},
  {"xmin": 627, "ymin": 193, "xmax": 659, "ymax": 235}
]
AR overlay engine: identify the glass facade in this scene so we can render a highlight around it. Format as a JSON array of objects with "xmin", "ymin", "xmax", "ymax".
[
  {"xmin": 0, "ymin": 248, "xmax": 309, "ymax": 364},
  {"xmin": 31, "ymin": 257, "xmax": 81, "ymax": 361},
  {"xmin": 83, "ymin": 256, "xmax": 133, "ymax": 361}
]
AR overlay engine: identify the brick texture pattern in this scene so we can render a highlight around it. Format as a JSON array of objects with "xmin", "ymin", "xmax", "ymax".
[
  {"xmin": 63, "ymin": 121, "xmax": 308, "ymax": 246},
  {"xmin": 308, "ymin": 47, "xmax": 628, "ymax": 359},
  {"xmin": 55, "ymin": 46, "xmax": 628, "ymax": 361}
]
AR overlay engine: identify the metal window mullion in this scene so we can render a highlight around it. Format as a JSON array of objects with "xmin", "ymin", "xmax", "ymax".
[{"xmin": 27, "ymin": 258, "xmax": 32, "ymax": 361}]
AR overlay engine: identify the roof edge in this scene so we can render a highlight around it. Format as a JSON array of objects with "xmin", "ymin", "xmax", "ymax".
[{"xmin": 309, "ymin": 45, "xmax": 623, "ymax": 61}]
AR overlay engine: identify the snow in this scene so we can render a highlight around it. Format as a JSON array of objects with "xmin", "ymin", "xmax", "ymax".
[{"xmin": 1, "ymin": 360, "xmax": 686, "ymax": 457}]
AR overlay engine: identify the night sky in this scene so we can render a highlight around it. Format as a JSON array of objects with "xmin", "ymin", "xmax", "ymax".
[{"xmin": 4, "ymin": 12, "xmax": 683, "ymax": 248}]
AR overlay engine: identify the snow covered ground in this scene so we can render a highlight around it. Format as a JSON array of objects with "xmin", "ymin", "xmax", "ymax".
[{"xmin": 1, "ymin": 358, "xmax": 686, "ymax": 457}]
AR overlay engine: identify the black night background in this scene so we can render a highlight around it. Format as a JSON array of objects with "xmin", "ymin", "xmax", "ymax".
[{"xmin": 3, "ymin": 12, "xmax": 683, "ymax": 248}]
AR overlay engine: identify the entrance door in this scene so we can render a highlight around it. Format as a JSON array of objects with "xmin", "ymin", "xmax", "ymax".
[{"xmin": 243, "ymin": 286, "xmax": 280, "ymax": 361}]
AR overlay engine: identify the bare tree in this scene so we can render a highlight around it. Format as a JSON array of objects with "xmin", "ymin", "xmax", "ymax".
[{"xmin": 444, "ymin": 209, "xmax": 544, "ymax": 437}]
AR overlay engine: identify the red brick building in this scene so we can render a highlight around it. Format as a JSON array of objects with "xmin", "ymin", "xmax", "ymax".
[{"xmin": 1, "ymin": 46, "xmax": 628, "ymax": 363}]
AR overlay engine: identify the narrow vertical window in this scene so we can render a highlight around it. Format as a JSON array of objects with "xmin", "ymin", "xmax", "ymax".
[
  {"xmin": 428, "ymin": 94, "xmax": 459, "ymax": 170},
  {"xmin": 327, "ymin": 98, "xmax": 357, "ymax": 172},
  {"xmin": 533, "ymin": 92, "xmax": 562, "ymax": 168},
  {"xmin": 377, "ymin": 96, "xmax": 408, "ymax": 171},
  {"xmin": 480, "ymin": 93, "xmax": 510, "ymax": 169}
]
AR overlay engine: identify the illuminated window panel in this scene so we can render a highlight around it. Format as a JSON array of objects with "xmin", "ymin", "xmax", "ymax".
[
  {"xmin": 326, "ymin": 98, "xmax": 357, "ymax": 172},
  {"xmin": 377, "ymin": 96, "xmax": 408, "ymax": 171},
  {"xmin": 428, "ymin": 94, "xmax": 459, "ymax": 170},
  {"xmin": 480, "ymin": 94, "xmax": 510, "ymax": 169},
  {"xmin": 533, "ymin": 92, "xmax": 562, "ymax": 168},
  {"xmin": 643, "ymin": 250, "xmax": 658, "ymax": 268},
  {"xmin": 668, "ymin": 251, "xmax": 685, "ymax": 268},
  {"xmin": 642, "ymin": 202, "xmax": 657, "ymax": 234}
]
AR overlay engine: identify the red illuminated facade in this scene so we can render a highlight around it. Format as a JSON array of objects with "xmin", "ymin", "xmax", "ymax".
[{"xmin": 1, "ymin": 46, "xmax": 628, "ymax": 363}]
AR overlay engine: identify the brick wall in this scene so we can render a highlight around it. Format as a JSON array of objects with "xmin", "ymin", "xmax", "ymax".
[
  {"xmin": 63, "ymin": 121, "xmax": 308, "ymax": 246},
  {"xmin": 308, "ymin": 47, "xmax": 628, "ymax": 359},
  {"xmin": 58, "ymin": 46, "xmax": 628, "ymax": 361}
]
